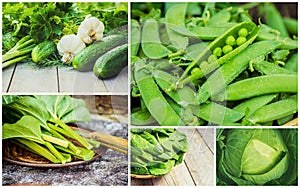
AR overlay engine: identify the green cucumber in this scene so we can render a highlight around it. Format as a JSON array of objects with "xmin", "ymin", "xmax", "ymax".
[
  {"xmin": 72, "ymin": 34, "xmax": 127, "ymax": 71},
  {"xmin": 93, "ymin": 44, "xmax": 128, "ymax": 79},
  {"xmin": 31, "ymin": 40, "xmax": 56, "ymax": 63}
]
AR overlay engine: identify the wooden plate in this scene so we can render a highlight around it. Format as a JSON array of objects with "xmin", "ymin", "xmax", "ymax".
[{"xmin": 3, "ymin": 127, "xmax": 108, "ymax": 168}]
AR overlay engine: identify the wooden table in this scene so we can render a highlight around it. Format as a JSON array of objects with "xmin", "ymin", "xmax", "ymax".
[
  {"xmin": 2, "ymin": 63, "xmax": 128, "ymax": 93},
  {"xmin": 130, "ymin": 128, "xmax": 215, "ymax": 186}
]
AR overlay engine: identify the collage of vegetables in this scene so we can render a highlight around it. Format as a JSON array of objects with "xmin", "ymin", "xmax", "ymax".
[{"xmin": 1, "ymin": 1, "xmax": 298, "ymax": 187}]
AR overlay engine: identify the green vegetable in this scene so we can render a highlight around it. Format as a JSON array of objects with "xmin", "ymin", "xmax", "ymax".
[
  {"xmin": 131, "ymin": 128, "xmax": 188, "ymax": 176},
  {"xmin": 93, "ymin": 44, "xmax": 128, "ymax": 79},
  {"xmin": 31, "ymin": 40, "xmax": 56, "ymax": 63},
  {"xmin": 2, "ymin": 95, "xmax": 96, "ymax": 164},
  {"xmin": 72, "ymin": 34, "xmax": 127, "ymax": 71},
  {"xmin": 2, "ymin": 35, "xmax": 36, "ymax": 69},
  {"xmin": 2, "ymin": 32, "xmax": 18, "ymax": 53},
  {"xmin": 217, "ymin": 128, "xmax": 297, "ymax": 185}
]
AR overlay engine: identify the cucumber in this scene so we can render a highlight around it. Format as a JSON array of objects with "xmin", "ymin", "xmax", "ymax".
[
  {"xmin": 31, "ymin": 41, "xmax": 56, "ymax": 63},
  {"xmin": 93, "ymin": 44, "xmax": 128, "ymax": 79},
  {"xmin": 72, "ymin": 34, "xmax": 127, "ymax": 71}
]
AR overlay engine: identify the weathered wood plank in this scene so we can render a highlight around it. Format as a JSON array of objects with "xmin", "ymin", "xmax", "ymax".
[
  {"xmin": 103, "ymin": 66, "xmax": 128, "ymax": 92},
  {"xmin": 8, "ymin": 64, "xmax": 58, "ymax": 92},
  {"xmin": 2, "ymin": 64, "xmax": 16, "ymax": 92},
  {"xmin": 198, "ymin": 128, "xmax": 215, "ymax": 152},
  {"xmin": 58, "ymin": 68, "xmax": 107, "ymax": 93},
  {"xmin": 184, "ymin": 128, "xmax": 214, "ymax": 186}
]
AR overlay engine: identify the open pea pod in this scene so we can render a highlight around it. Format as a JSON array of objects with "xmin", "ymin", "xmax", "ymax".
[{"xmin": 179, "ymin": 21, "xmax": 260, "ymax": 84}]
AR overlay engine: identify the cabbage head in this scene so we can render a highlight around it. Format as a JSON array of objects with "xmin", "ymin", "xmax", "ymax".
[{"xmin": 217, "ymin": 129, "xmax": 298, "ymax": 185}]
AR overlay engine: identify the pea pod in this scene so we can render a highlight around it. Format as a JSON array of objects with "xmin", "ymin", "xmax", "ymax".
[
  {"xmin": 141, "ymin": 18, "xmax": 171, "ymax": 59},
  {"xmin": 165, "ymin": 3, "xmax": 188, "ymax": 50},
  {"xmin": 283, "ymin": 17, "xmax": 298, "ymax": 36},
  {"xmin": 247, "ymin": 95, "xmax": 297, "ymax": 124},
  {"xmin": 233, "ymin": 94, "xmax": 278, "ymax": 116},
  {"xmin": 263, "ymin": 3, "xmax": 289, "ymax": 37},
  {"xmin": 152, "ymin": 69, "xmax": 199, "ymax": 106},
  {"xmin": 134, "ymin": 59, "xmax": 184, "ymax": 126},
  {"xmin": 253, "ymin": 61, "xmax": 296, "ymax": 75},
  {"xmin": 190, "ymin": 102, "xmax": 244, "ymax": 125},
  {"xmin": 284, "ymin": 53, "xmax": 298, "ymax": 73},
  {"xmin": 131, "ymin": 108, "xmax": 157, "ymax": 126},
  {"xmin": 198, "ymin": 40, "xmax": 282, "ymax": 103},
  {"xmin": 131, "ymin": 19, "xmax": 141, "ymax": 57},
  {"xmin": 208, "ymin": 9, "xmax": 231, "ymax": 26},
  {"xmin": 179, "ymin": 21, "xmax": 260, "ymax": 85},
  {"xmin": 215, "ymin": 74, "xmax": 297, "ymax": 101},
  {"xmin": 171, "ymin": 23, "xmax": 237, "ymax": 41}
]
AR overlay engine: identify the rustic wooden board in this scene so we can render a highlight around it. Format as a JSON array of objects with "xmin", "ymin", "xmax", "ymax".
[
  {"xmin": 58, "ymin": 68, "xmax": 107, "ymax": 93},
  {"xmin": 130, "ymin": 128, "xmax": 215, "ymax": 186},
  {"xmin": 8, "ymin": 64, "xmax": 58, "ymax": 92}
]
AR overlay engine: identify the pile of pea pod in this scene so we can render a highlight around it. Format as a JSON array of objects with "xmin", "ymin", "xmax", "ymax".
[{"xmin": 130, "ymin": 2, "xmax": 298, "ymax": 126}]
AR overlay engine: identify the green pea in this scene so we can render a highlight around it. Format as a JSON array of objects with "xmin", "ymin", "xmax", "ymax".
[
  {"xmin": 238, "ymin": 28, "xmax": 248, "ymax": 37},
  {"xmin": 213, "ymin": 47, "xmax": 223, "ymax": 57},
  {"xmin": 222, "ymin": 45, "xmax": 233, "ymax": 54},
  {"xmin": 200, "ymin": 60, "xmax": 209, "ymax": 69},
  {"xmin": 208, "ymin": 54, "xmax": 217, "ymax": 64},
  {"xmin": 191, "ymin": 67, "xmax": 201, "ymax": 75},
  {"xmin": 236, "ymin": 36, "xmax": 247, "ymax": 46},
  {"xmin": 225, "ymin": 35, "xmax": 236, "ymax": 46}
]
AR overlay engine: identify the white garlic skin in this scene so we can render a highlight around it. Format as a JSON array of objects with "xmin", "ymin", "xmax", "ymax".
[
  {"xmin": 57, "ymin": 34, "xmax": 86, "ymax": 64},
  {"xmin": 78, "ymin": 16, "xmax": 105, "ymax": 44}
]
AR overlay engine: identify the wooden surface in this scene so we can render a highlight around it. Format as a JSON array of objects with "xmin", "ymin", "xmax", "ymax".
[
  {"xmin": 130, "ymin": 128, "xmax": 215, "ymax": 186},
  {"xmin": 2, "ymin": 63, "xmax": 128, "ymax": 93}
]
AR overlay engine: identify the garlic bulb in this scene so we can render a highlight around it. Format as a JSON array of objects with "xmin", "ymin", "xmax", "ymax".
[
  {"xmin": 78, "ymin": 16, "xmax": 105, "ymax": 44},
  {"xmin": 57, "ymin": 34, "xmax": 86, "ymax": 64}
]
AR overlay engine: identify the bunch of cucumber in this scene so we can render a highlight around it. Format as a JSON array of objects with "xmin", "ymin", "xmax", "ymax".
[{"xmin": 72, "ymin": 34, "xmax": 128, "ymax": 79}]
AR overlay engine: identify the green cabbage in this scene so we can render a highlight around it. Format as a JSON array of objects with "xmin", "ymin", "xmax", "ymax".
[{"xmin": 217, "ymin": 129, "xmax": 298, "ymax": 185}]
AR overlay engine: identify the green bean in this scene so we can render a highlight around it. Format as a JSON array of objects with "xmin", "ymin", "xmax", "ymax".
[
  {"xmin": 247, "ymin": 95, "xmax": 297, "ymax": 124},
  {"xmin": 179, "ymin": 21, "xmax": 259, "ymax": 85},
  {"xmin": 233, "ymin": 94, "xmax": 278, "ymax": 116},
  {"xmin": 216, "ymin": 74, "xmax": 297, "ymax": 101},
  {"xmin": 253, "ymin": 61, "xmax": 296, "ymax": 75},
  {"xmin": 285, "ymin": 53, "xmax": 298, "ymax": 73},
  {"xmin": 131, "ymin": 19, "xmax": 141, "ymax": 57},
  {"xmin": 263, "ymin": 3, "xmax": 289, "ymax": 37},
  {"xmin": 198, "ymin": 40, "xmax": 282, "ymax": 103},
  {"xmin": 141, "ymin": 18, "xmax": 171, "ymax": 59},
  {"xmin": 191, "ymin": 102, "xmax": 244, "ymax": 125},
  {"xmin": 134, "ymin": 58, "xmax": 184, "ymax": 126},
  {"xmin": 153, "ymin": 69, "xmax": 199, "ymax": 106},
  {"xmin": 165, "ymin": 3, "xmax": 188, "ymax": 50},
  {"xmin": 283, "ymin": 17, "xmax": 298, "ymax": 36},
  {"xmin": 277, "ymin": 114, "xmax": 294, "ymax": 126}
]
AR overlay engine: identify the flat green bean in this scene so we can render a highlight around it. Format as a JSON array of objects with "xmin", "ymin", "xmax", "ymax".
[
  {"xmin": 285, "ymin": 53, "xmax": 298, "ymax": 73},
  {"xmin": 131, "ymin": 108, "xmax": 157, "ymax": 126},
  {"xmin": 131, "ymin": 19, "xmax": 141, "ymax": 57},
  {"xmin": 283, "ymin": 17, "xmax": 298, "ymax": 35},
  {"xmin": 216, "ymin": 74, "xmax": 297, "ymax": 101}
]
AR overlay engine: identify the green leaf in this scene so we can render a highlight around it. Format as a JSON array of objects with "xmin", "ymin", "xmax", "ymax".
[
  {"xmin": 2, "ymin": 116, "xmax": 45, "ymax": 144},
  {"xmin": 3, "ymin": 96, "xmax": 50, "ymax": 130}
]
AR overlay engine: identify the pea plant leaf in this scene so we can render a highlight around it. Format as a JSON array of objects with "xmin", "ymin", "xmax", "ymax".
[{"xmin": 2, "ymin": 116, "xmax": 45, "ymax": 144}]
